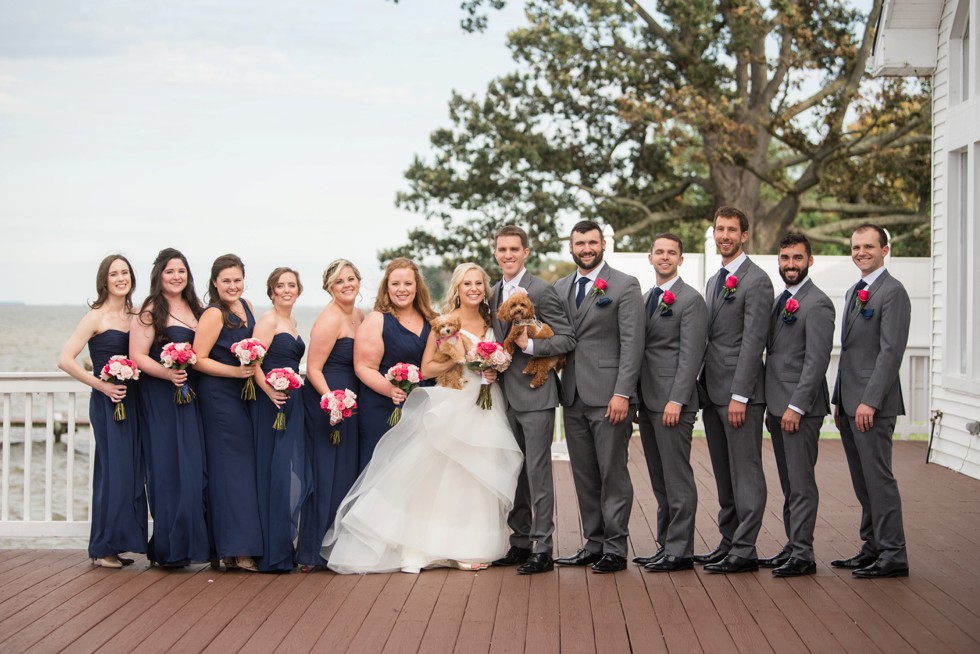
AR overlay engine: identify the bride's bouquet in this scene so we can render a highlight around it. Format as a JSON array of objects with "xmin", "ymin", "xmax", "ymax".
[
  {"xmin": 230, "ymin": 338, "xmax": 267, "ymax": 400},
  {"xmin": 264, "ymin": 367, "xmax": 303, "ymax": 430},
  {"xmin": 385, "ymin": 362, "xmax": 422, "ymax": 426},
  {"xmin": 465, "ymin": 341, "xmax": 511, "ymax": 410},
  {"xmin": 320, "ymin": 388, "xmax": 357, "ymax": 445},
  {"xmin": 99, "ymin": 355, "xmax": 140, "ymax": 421},
  {"xmin": 160, "ymin": 342, "xmax": 197, "ymax": 404}
]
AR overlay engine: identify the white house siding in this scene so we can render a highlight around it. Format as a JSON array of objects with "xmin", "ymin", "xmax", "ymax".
[{"xmin": 923, "ymin": 0, "xmax": 980, "ymax": 479}]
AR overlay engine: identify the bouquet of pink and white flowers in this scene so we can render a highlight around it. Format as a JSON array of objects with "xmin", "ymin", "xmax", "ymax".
[
  {"xmin": 319, "ymin": 388, "xmax": 358, "ymax": 445},
  {"xmin": 385, "ymin": 362, "xmax": 422, "ymax": 426},
  {"xmin": 465, "ymin": 341, "xmax": 511, "ymax": 410},
  {"xmin": 264, "ymin": 367, "xmax": 303, "ymax": 430},
  {"xmin": 99, "ymin": 355, "xmax": 140, "ymax": 421},
  {"xmin": 230, "ymin": 338, "xmax": 267, "ymax": 400},
  {"xmin": 160, "ymin": 342, "xmax": 197, "ymax": 404}
]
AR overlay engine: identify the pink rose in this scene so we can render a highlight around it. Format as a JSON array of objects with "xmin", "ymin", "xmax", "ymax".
[
  {"xmin": 594, "ymin": 278, "xmax": 608, "ymax": 291},
  {"xmin": 785, "ymin": 297, "xmax": 799, "ymax": 314},
  {"xmin": 662, "ymin": 290, "xmax": 675, "ymax": 306},
  {"xmin": 857, "ymin": 289, "xmax": 869, "ymax": 303},
  {"xmin": 725, "ymin": 275, "xmax": 738, "ymax": 290}
]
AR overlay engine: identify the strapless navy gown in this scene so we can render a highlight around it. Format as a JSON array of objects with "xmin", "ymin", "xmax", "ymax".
[
  {"xmin": 197, "ymin": 300, "xmax": 262, "ymax": 559},
  {"xmin": 87, "ymin": 330, "xmax": 147, "ymax": 558},
  {"xmin": 253, "ymin": 332, "xmax": 310, "ymax": 572},
  {"xmin": 357, "ymin": 313, "xmax": 431, "ymax": 473},
  {"xmin": 296, "ymin": 337, "xmax": 359, "ymax": 567},
  {"xmin": 138, "ymin": 325, "xmax": 209, "ymax": 565}
]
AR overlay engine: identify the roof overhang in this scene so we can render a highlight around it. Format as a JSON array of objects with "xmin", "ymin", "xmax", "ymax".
[{"xmin": 871, "ymin": 0, "xmax": 944, "ymax": 77}]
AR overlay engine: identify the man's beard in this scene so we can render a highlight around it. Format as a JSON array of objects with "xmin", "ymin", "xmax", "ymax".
[
  {"xmin": 572, "ymin": 249, "xmax": 604, "ymax": 271},
  {"xmin": 779, "ymin": 264, "xmax": 809, "ymax": 286}
]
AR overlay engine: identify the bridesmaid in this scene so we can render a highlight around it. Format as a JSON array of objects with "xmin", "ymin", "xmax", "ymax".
[
  {"xmin": 58, "ymin": 254, "xmax": 147, "ymax": 568},
  {"xmin": 129, "ymin": 248, "xmax": 209, "ymax": 567},
  {"xmin": 193, "ymin": 254, "xmax": 262, "ymax": 572},
  {"xmin": 252, "ymin": 267, "xmax": 310, "ymax": 572},
  {"xmin": 354, "ymin": 257, "xmax": 436, "ymax": 472},
  {"xmin": 296, "ymin": 259, "xmax": 363, "ymax": 571}
]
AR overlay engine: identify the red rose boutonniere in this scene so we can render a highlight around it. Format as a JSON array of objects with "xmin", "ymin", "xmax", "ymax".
[
  {"xmin": 781, "ymin": 297, "xmax": 799, "ymax": 323},
  {"xmin": 590, "ymin": 277, "xmax": 608, "ymax": 298},
  {"xmin": 659, "ymin": 290, "xmax": 675, "ymax": 314},
  {"xmin": 722, "ymin": 274, "xmax": 738, "ymax": 301},
  {"xmin": 856, "ymin": 288, "xmax": 870, "ymax": 310}
]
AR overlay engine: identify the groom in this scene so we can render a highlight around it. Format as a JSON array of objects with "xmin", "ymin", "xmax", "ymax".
[{"xmin": 490, "ymin": 225, "xmax": 577, "ymax": 574}]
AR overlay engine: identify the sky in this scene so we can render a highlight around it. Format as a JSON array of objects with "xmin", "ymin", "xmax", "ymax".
[{"xmin": 0, "ymin": 0, "xmax": 525, "ymax": 305}]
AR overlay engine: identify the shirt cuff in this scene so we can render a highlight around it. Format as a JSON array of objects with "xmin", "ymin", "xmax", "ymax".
[
  {"xmin": 668, "ymin": 400, "xmax": 684, "ymax": 407},
  {"xmin": 614, "ymin": 393, "xmax": 629, "ymax": 400},
  {"xmin": 522, "ymin": 339, "xmax": 535, "ymax": 356},
  {"xmin": 731, "ymin": 394, "xmax": 749, "ymax": 404},
  {"xmin": 788, "ymin": 404, "xmax": 805, "ymax": 416}
]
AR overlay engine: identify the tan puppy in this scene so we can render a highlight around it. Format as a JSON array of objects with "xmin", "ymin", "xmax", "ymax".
[
  {"xmin": 497, "ymin": 292, "xmax": 565, "ymax": 389},
  {"xmin": 430, "ymin": 314, "xmax": 472, "ymax": 389}
]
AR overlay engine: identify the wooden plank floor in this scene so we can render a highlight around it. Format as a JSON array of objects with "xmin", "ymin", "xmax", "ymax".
[{"xmin": 1, "ymin": 439, "xmax": 979, "ymax": 653}]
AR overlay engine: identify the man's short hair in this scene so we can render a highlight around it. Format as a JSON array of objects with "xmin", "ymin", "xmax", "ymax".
[
  {"xmin": 713, "ymin": 206, "xmax": 749, "ymax": 233},
  {"xmin": 570, "ymin": 219, "xmax": 603, "ymax": 236},
  {"xmin": 652, "ymin": 232, "xmax": 684, "ymax": 256},
  {"xmin": 778, "ymin": 232, "xmax": 812, "ymax": 257},
  {"xmin": 851, "ymin": 223, "xmax": 888, "ymax": 247},
  {"xmin": 494, "ymin": 225, "xmax": 529, "ymax": 249}
]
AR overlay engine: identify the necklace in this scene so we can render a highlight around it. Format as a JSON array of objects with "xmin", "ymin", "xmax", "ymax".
[{"xmin": 169, "ymin": 312, "xmax": 196, "ymax": 329}]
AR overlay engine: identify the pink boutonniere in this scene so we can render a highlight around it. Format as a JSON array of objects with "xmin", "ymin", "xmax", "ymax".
[
  {"xmin": 781, "ymin": 297, "xmax": 799, "ymax": 324},
  {"xmin": 722, "ymin": 274, "xmax": 738, "ymax": 301},
  {"xmin": 659, "ymin": 290, "xmax": 675, "ymax": 314},
  {"xmin": 590, "ymin": 277, "xmax": 608, "ymax": 298},
  {"xmin": 856, "ymin": 288, "xmax": 870, "ymax": 310}
]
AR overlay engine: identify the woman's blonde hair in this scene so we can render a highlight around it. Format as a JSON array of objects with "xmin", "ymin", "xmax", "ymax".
[
  {"xmin": 374, "ymin": 257, "xmax": 436, "ymax": 321},
  {"xmin": 442, "ymin": 262, "xmax": 491, "ymax": 327},
  {"xmin": 322, "ymin": 259, "xmax": 362, "ymax": 296}
]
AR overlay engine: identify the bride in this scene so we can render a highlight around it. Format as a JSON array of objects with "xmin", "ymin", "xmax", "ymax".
[{"xmin": 323, "ymin": 263, "xmax": 523, "ymax": 573}]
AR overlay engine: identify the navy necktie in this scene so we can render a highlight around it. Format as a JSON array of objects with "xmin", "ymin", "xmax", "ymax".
[
  {"xmin": 575, "ymin": 277, "xmax": 590, "ymax": 309},
  {"xmin": 649, "ymin": 287, "xmax": 663, "ymax": 317},
  {"xmin": 776, "ymin": 289, "xmax": 791, "ymax": 315},
  {"xmin": 715, "ymin": 268, "xmax": 728, "ymax": 296}
]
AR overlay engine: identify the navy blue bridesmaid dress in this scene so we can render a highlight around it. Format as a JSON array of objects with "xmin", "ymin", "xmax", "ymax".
[
  {"xmin": 87, "ymin": 330, "xmax": 147, "ymax": 559},
  {"xmin": 138, "ymin": 325, "xmax": 209, "ymax": 565},
  {"xmin": 252, "ymin": 332, "xmax": 310, "ymax": 572},
  {"xmin": 196, "ymin": 300, "xmax": 263, "ymax": 560},
  {"xmin": 356, "ymin": 312, "xmax": 431, "ymax": 473},
  {"xmin": 296, "ymin": 336, "xmax": 359, "ymax": 568}
]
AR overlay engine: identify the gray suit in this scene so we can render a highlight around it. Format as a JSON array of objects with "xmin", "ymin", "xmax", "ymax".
[
  {"xmin": 832, "ymin": 269, "xmax": 910, "ymax": 565},
  {"xmin": 637, "ymin": 277, "xmax": 706, "ymax": 558},
  {"xmin": 555, "ymin": 263, "xmax": 644, "ymax": 557},
  {"xmin": 699, "ymin": 256, "xmax": 773, "ymax": 559},
  {"xmin": 764, "ymin": 279, "xmax": 835, "ymax": 562},
  {"xmin": 490, "ymin": 273, "xmax": 576, "ymax": 555}
]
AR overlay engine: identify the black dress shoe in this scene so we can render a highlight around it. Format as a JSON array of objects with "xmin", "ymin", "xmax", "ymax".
[
  {"xmin": 758, "ymin": 550, "xmax": 791, "ymax": 568},
  {"xmin": 493, "ymin": 546, "xmax": 532, "ymax": 567},
  {"xmin": 517, "ymin": 553, "xmax": 554, "ymax": 575},
  {"xmin": 852, "ymin": 558, "xmax": 909, "ymax": 579},
  {"xmin": 830, "ymin": 552, "xmax": 878, "ymax": 569},
  {"xmin": 555, "ymin": 549, "xmax": 603, "ymax": 566},
  {"xmin": 704, "ymin": 554, "xmax": 759, "ymax": 574},
  {"xmin": 772, "ymin": 557, "xmax": 816, "ymax": 577},
  {"xmin": 591, "ymin": 553, "xmax": 627, "ymax": 573},
  {"xmin": 644, "ymin": 555, "xmax": 694, "ymax": 573},
  {"xmin": 693, "ymin": 547, "xmax": 729, "ymax": 565},
  {"xmin": 632, "ymin": 547, "xmax": 665, "ymax": 566}
]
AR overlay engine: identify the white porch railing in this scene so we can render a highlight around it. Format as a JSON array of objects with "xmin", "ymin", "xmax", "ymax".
[{"xmin": 0, "ymin": 373, "xmax": 93, "ymax": 542}]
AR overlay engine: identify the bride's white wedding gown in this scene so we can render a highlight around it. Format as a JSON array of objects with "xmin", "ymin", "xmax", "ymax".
[{"xmin": 323, "ymin": 329, "xmax": 523, "ymax": 574}]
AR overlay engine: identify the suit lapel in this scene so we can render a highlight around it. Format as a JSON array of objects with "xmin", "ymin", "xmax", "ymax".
[
  {"xmin": 573, "ymin": 267, "xmax": 607, "ymax": 330},
  {"xmin": 708, "ymin": 258, "xmax": 750, "ymax": 328}
]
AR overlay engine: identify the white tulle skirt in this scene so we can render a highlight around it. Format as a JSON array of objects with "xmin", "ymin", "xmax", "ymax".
[{"xmin": 323, "ymin": 375, "xmax": 522, "ymax": 574}]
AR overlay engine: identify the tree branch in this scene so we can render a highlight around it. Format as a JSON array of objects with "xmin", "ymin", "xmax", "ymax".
[
  {"xmin": 803, "ymin": 213, "xmax": 929, "ymax": 235},
  {"xmin": 800, "ymin": 201, "xmax": 921, "ymax": 215}
]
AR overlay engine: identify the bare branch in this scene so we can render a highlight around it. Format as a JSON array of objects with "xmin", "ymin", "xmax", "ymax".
[
  {"xmin": 615, "ymin": 208, "xmax": 698, "ymax": 237},
  {"xmin": 804, "ymin": 213, "xmax": 929, "ymax": 235},
  {"xmin": 800, "ymin": 201, "xmax": 920, "ymax": 215},
  {"xmin": 624, "ymin": 1, "xmax": 690, "ymax": 59}
]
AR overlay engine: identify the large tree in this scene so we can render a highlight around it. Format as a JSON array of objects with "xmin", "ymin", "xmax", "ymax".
[{"xmin": 383, "ymin": 0, "xmax": 930, "ymax": 270}]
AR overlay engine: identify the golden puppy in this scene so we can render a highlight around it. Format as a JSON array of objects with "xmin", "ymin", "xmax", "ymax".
[
  {"xmin": 429, "ymin": 313, "xmax": 472, "ymax": 389},
  {"xmin": 497, "ymin": 292, "xmax": 565, "ymax": 389}
]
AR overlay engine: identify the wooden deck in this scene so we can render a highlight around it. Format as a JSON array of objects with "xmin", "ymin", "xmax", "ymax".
[{"xmin": 1, "ymin": 438, "xmax": 979, "ymax": 653}]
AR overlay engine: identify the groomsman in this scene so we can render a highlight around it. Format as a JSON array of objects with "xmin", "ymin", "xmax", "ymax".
[
  {"xmin": 696, "ymin": 206, "xmax": 773, "ymax": 573},
  {"xmin": 554, "ymin": 220, "xmax": 643, "ymax": 573},
  {"xmin": 761, "ymin": 233, "xmax": 835, "ymax": 577},
  {"xmin": 832, "ymin": 224, "xmax": 911, "ymax": 578},
  {"xmin": 634, "ymin": 234, "xmax": 706, "ymax": 572},
  {"xmin": 489, "ymin": 225, "xmax": 576, "ymax": 575}
]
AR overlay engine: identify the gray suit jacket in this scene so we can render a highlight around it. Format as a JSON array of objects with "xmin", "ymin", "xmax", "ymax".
[
  {"xmin": 638, "ymin": 277, "xmax": 706, "ymax": 412},
  {"xmin": 765, "ymin": 279, "xmax": 835, "ymax": 417},
  {"xmin": 701, "ymin": 256, "xmax": 774, "ymax": 407},
  {"xmin": 555, "ymin": 264, "xmax": 644, "ymax": 407},
  {"xmin": 832, "ymin": 269, "xmax": 910, "ymax": 417},
  {"xmin": 490, "ymin": 273, "xmax": 576, "ymax": 412}
]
